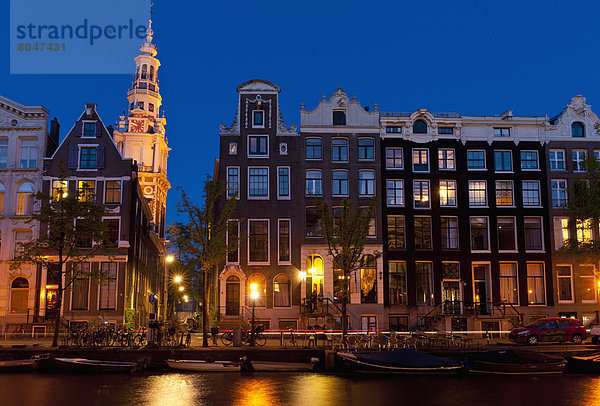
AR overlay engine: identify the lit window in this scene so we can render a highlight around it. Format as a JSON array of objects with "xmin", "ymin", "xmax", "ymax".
[
  {"xmin": 439, "ymin": 180, "xmax": 456, "ymax": 207},
  {"xmin": 413, "ymin": 180, "xmax": 430, "ymax": 208},
  {"xmin": 52, "ymin": 180, "xmax": 68, "ymax": 201},
  {"xmin": 468, "ymin": 181, "xmax": 487, "ymax": 207},
  {"xmin": 499, "ymin": 263, "xmax": 518, "ymax": 305},
  {"xmin": 438, "ymin": 149, "xmax": 455, "ymax": 170},
  {"xmin": 16, "ymin": 182, "xmax": 35, "ymax": 215},
  {"xmin": 412, "ymin": 149, "xmax": 429, "ymax": 172},
  {"xmin": 576, "ymin": 218, "xmax": 593, "ymax": 244},
  {"xmin": 553, "ymin": 217, "xmax": 569, "ymax": 250},
  {"xmin": 495, "ymin": 181, "xmax": 514, "ymax": 207},
  {"xmin": 77, "ymin": 180, "xmax": 95, "ymax": 202},
  {"xmin": 526, "ymin": 263, "xmax": 545, "ymax": 305},
  {"xmin": 105, "ymin": 180, "xmax": 121, "ymax": 204}
]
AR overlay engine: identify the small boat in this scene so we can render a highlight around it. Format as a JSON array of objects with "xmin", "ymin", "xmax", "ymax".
[
  {"xmin": 166, "ymin": 359, "xmax": 242, "ymax": 372},
  {"xmin": 468, "ymin": 350, "xmax": 566, "ymax": 375},
  {"xmin": 566, "ymin": 352, "xmax": 600, "ymax": 373},
  {"xmin": 242, "ymin": 358, "xmax": 320, "ymax": 372},
  {"xmin": 337, "ymin": 349, "xmax": 464, "ymax": 374},
  {"xmin": 55, "ymin": 358, "xmax": 138, "ymax": 373},
  {"xmin": 0, "ymin": 358, "xmax": 40, "ymax": 372}
]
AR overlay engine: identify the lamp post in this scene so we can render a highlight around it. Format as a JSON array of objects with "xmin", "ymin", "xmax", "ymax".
[{"xmin": 250, "ymin": 283, "xmax": 259, "ymax": 346}]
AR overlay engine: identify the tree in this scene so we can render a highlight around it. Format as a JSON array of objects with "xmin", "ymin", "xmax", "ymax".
[
  {"xmin": 168, "ymin": 180, "xmax": 238, "ymax": 347},
  {"xmin": 11, "ymin": 176, "xmax": 111, "ymax": 347},
  {"xmin": 316, "ymin": 196, "xmax": 380, "ymax": 345}
]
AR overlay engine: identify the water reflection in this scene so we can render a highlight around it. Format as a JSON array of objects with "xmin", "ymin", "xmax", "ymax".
[
  {"xmin": 141, "ymin": 374, "xmax": 202, "ymax": 406},
  {"xmin": 234, "ymin": 377, "xmax": 280, "ymax": 406}
]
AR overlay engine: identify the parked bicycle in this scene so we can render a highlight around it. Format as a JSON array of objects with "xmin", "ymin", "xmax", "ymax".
[{"xmin": 220, "ymin": 327, "xmax": 266, "ymax": 346}]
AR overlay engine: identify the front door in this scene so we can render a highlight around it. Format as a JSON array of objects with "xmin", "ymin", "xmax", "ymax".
[
  {"xmin": 45, "ymin": 288, "xmax": 59, "ymax": 320},
  {"xmin": 474, "ymin": 281, "xmax": 488, "ymax": 315},
  {"xmin": 473, "ymin": 265, "xmax": 490, "ymax": 315},
  {"xmin": 226, "ymin": 276, "xmax": 240, "ymax": 316}
]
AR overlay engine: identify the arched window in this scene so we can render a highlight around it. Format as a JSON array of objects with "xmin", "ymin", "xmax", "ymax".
[
  {"xmin": 306, "ymin": 254, "xmax": 324, "ymax": 299},
  {"xmin": 10, "ymin": 277, "xmax": 29, "ymax": 313},
  {"xmin": 572, "ymin": 122, "xmax": 585, "ymax": 138},
  {"xmin": 0, "ymin": 182, "xmax": 4, "ymax": 214},
  {"xmin": 247, "ymin": 274, "xmax": 266, "ymax": 307},
  {"xmin": 16, "ymin": 182, "xmax": 35, "ymax": 215},
  {"xmin": 274, "ymin": 274, "xmax": 290, "ymax": 307},
  {"xmin": 413, "ymin": 120, "xmax": 427, "ymax": 134},
  {"xmin": 149, "ymin": 66, "xmax": 155, "ymax": 81},
  {"xmin": 360, "ymin": 254, "xmax": 377, "ymax": 304},
  {"xmin": 141, "ymin": 64, "xmax": 147, "ymax": 79}
]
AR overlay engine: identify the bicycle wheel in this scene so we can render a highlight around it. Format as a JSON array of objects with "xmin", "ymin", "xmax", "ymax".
[
  {"xmin": 221, "ymin": 332, "xmax": 233, "ymax": 346},
  {"xmin": 185, "ymin": 332, "xmax": 192, "ymax": 348},
  {"xmin": 255, "ymin": 333, "xmax": 266, "ymax": 347}
]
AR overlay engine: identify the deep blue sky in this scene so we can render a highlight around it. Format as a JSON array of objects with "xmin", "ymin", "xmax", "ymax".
[{"xmin": 2, "ymin": 0, "xmax": 599, "ymax": 223}]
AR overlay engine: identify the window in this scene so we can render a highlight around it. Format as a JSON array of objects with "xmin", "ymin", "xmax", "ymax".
[
  {"xmin": 576, "ymin": 218, "xmax": 593, "ymax": 244},
  {"xmin": 0, "ymin": 139, "xmax": 7, "ymax": 168},
  {"xmin": 278, "ymin": 219, "xmax": 290, "ymax": 263},
  {"xmin": 495, "ymin": 181, "xmax": 514, "ymax": 207},
  {"xmin": 551, "ymin": 180, "xmax": 567, "ymax": 208},
  {"xmin": 247, "ymin": 274, "xmax": 266, "ymax": 307},
  {"xmin": 524, "ymin": 217, "xmax": 544, "ymax": 251},
  {"xmin": 470, "ymin": 217, "xmax": 489, "ymax": 251},
  {"xmin": 386, "ymin": 148, "xmax": 403, "ymax": 169},
  {"xmin": 389, "ymin": 315, "xmax": 409, "ymax": 332},
  {"xmin": 305, "ymin": 170, "xmax": 322, "ymax": 196},
  {"xmin": 227, "ymin": 220, "xmax": 239, "ymax": 263},
  {"xmin": 494, "ymin": 150, "xmax": 512, "ymax": 172},
  {"xmin": 549, "ymin": 149, "xmax": 565, "ymax": 170},
  {"xmin": 386, "ymin": 180, "xmax": 404, "ymax": 206},
  {"xmin": 252, "ymin": 110, "xmax": 264, "ymax": 128},
  {"xmin": 19, "ymin": 139, "xmax": 37, "ymax": 169},
  {"xmin": 277, "ymin": 167, "xmax": 290, "ymax": 199},
  {"xmin": 497, "ymin": 217, "xmax": 516, "ymax": 251},
  {"xmin": 333, "ymin": 110, "xmax": 346, "ymax": 125},
  {"xmin": 360, "ymin": 257, "xmax": 377, "ymax": 303},
  {"xmin": 553, "ymin": 217, "xmax": 569, "ymax": 250},
  {"xmin": 557, "ymin": 265, "xmax": 573, "ymax": 302},
  {"xmin": 148, "ymin": 103, "xmax": 154, "ymax": 112},
  {"xmin": 83, "ymin": 122, "xmax": 96, "ymax": 138},
  {"xmin": 526, "ymin": 263, "xmax": 545, "ymax": 305},
  {"xmin": 79, "ymin": 146, "xmax": 97, "ymax": 169},
  {"xmin": 360, "ymin": 207, "xmax": 376, "ymax": 237},
  {"xmin": 103, "ymin": 218, "xmax": 119, "ymax": 247},
  {"xmin": 572, "ymin": 122, "xmax": 585, "ymax": 138},
  {"xmin": 439, "ymin": 180, "xmax": 456, "ymax": 207},
  {"xmin": 105, "ymin": 180, "xmax": 121, "ymax": 204},
  {"xmin": 10, "ymin": 277, "xmax": 29, "ymax": 313},
  {"xmin": 438, "ymin": 127, "xmax": 454, "ymax": 135},
  {"xmin": 413, "ymin": 180, "xmax": 430, "ymax": 208},
  {"xmin": 522, "ymin": 181, "xmax": 541, "ymax": 206},
  {"xmin": 77, "ymin": 180, "xmax": 95, "ymax": 202},
  {"xmin": 440, "ymin": 216, "xmax": 459, "ymax": 250},
  {"xmin": 332, "ymin": 170, "xmax": 348, "ymax": 196},
  {"xmin": 389, "ymin": 261, "xmax": 407, "ymax": 305},
  {"xmin": 413, "ymin": 120, "xmax": 427, "ymax": 134},
  {"xmin": 358, "ymin": 170, "xmax": 375, "ymax": 196},
  {"xmin": 499, "ymin": 263, "xmax": 518, "ymax": 304},
  {"xmin": 494, "ymin": 128, "xmax": 510, "ymax": 137},
  {"xmin": 386, "ymin": 126, "xmax": 402, "ymax": 134},
  {"xmin": 580, "ymin": 265, "xmax": 596, "ymax": 303},
  {"xmin": 305, "ymin": 207, "xmax": 322, "ymax": 237},
  {"xmin": 248, "ymin": 220, "xmax": 269, "ymax": 263},
  {"xmin": 248, "ymin": 167, "xmax": 269, "ymax": 198},
  {"xmin": 468, "ymin": 181, "xmax": 487, "ymax": 207},
  {"xmin": 387, "ymin": 215, "xmax": 405, "ymax": 250},
  {"xmin": 99, "ymin": 262, "xmax": 118, "ymax": 310},
  {"xmin": 521, "ymin": 151, "xmax": 539, "ymax": 170},
  {"xmin": 414, "ymin": 216, "xmax": 432, "ymax": 249},
  {"xmin": 467, "ymin": 150, "xmax": 486, "ymax": 170},
  {"xmin": 274, "ymin": 274, "xmax": 291, "ymax": 307},
  {"xmin": 227, "ymin": 167, "xmax": 239, "ymax": 199},
  {"xmin": 416, "ymin": 262, "xmax": 433, "ymax": 305},
  {"xmin": 412, "ymin": 149, "xmax": 429, "ymax": 172},
  {"xmin": 248, "ymin": 135, "xmax": 268, "ymax": 156},
  {"xmin": 358, "ymin": 138, "xmax": 375, "ymax": 160},
  {"xmin": 331, "ymin": 138, "xmax": 348, "ymax": 162},
  {"xmin": 438, "ymin": 149, "xmax": 455, "ymax": 170},
  {"xmin": 52, "ymin": 180, "xmax": 68, "ymax": 201},
  {"xmin": 13, "ymin": 230, "xmax": 32, "ymax": 258},
  {"xmin": 71, "ymin": 263, "xmax": 90, "ymax": 310},
  {"xmin": 16, "ymin": 182, "xmax": 35, "ymax": 215},
  {"xmin": 305, "ymin": 138, "xmax": 322, "ymax": 160},
  {"xmin": 572, "ymin": 150, "xmax": 587, "ymax": 172}
]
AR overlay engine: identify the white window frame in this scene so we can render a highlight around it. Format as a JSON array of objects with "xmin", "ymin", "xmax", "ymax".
[
  {"xmin": 386, "ymin": 179, "xmax": 404, "ymax": 207},
  {"xmin": 524, "ymin": 216, "xmax": 545, "ymax": 253},
  {"xmin": 553, "ymin": 217, "xmax": 569, "ymax": 251},
  {"xmin": 520, "ymin": 150, "xmax": 539, "ymax": 171},
  {"xmin": 103, "ymin": 178, "xmax": 123, "ymax": 205},
  {"xmin": 439, "ymin": 180, "xmax": 457, "ymax": 207},
  {"xmin": 70, "ymin": 262, "xmax": 91, "ymax": 311},
  {"xmin": 76, "ymin": 178, "xmax": 96, "ymax": 202},
  {"xmin": 357, "ymin": 137, "xmax": 375, "ymax": 161},
  {"xmin": 277, "ymin": 166, "xmax": 290, "ymax": 200},
  {"xmin": 412, "ymin": 148, "xmax": 430, "ymax": 172},
  {"xmin": 413, "ymin": 179, "xmax": 430, "ymax": 209},
  {"xmin": 470, "ymin": 216, "xmax": 490, "ymax": 253},
  {"xmin": 526, "ymin": 262, "xmax": 546, "ymax": 306},
  {"xmin": 81, "ymin": 120, "xmax": 97, "ymax": 139},
  {"xmin": 495, "ymin": 180, "xmax": 514, "ymax": 207},
  {"xmin": 385, "ymin": 147, "xmax": 404, "ymax": 170},
  {"xmin": 277, "ymin": 218, "xmax": 292, "ymax": 265},
  {"xmin": 332, "ymin": 169, "xmax": 349, "ymax": 197},
  {"xmin": 522, "ymin": 180, "xmax": 541, "ymax": 207},
  {"xmin": 468, "ymin": 180, "xmax": 488, "ymax": 207},
  {"xmin": 97, "ymin": 262, "xmax": 120, "ymax": 311},
  {"xmin": 497, "ymin": 216, "xmax": 518, "ymax": 253},
  {"xmin": 247, "ymin": 134, "xmax": 269, "ymax": 158},
  {"xmin": 572, "ymin": 149, "xmax": 587, "ymax": 172},
  {"xmin": 579, "ymin": 264, "xmax": 597, "ymax": 304},
  {"xmin": 466, "ymin": 150, "xmax": 486, "ymax": 171},
  {"xmin": 438, "ymin": 148, "xmax": 456, "ymax": 171},
  {"xmin": 102, "ymin": 216, "xmax": 121, "ymax": 247},
  {"xmin": 252, "ymin": 110, "xmax": 265, "ymax": 129},
  {"xmin": 556, "ymin": 264, "xmax": 574, "ymax": 304},
  {"xmin": 358, "ymin": 170, "xmax": 376, "ymax": 197},
  {"xmin": 331, "ymin": 137, "xmax": 349, "ymax": 163},
  {"xmin": 549, "ymin": 149, "xmax": 566, "ymax": 171},
  {"xmin": 78, "ymin": 144, "xmax": 99, "ymax": 171},
  {"xmin": 550, "ymin": 179, "xmax": 568, "ymax": 208},
  {"xmin": 493, "ymin": 128, "xmax": 511, "ymax": 137},
  {"xmin": 494, "ymin": 150, "xmax": 513, "ymax": 173},
  {"xmin": 247, "ymin": 166, "xmax": 269, "ymax": 200},
  {"xmin": 440, "ymin": 216, "xmax": 459, "ymax": 250},
  {"xmin": 226, "ymin": 219, "xmax": 240, "ymax": 265},
  {"xmin": 247, "ymin": 219, "xmax": 270, "ymax": 265},
  {"xmin": 499, "ymin": 262, "xmax": 519, "ymax": 305}
]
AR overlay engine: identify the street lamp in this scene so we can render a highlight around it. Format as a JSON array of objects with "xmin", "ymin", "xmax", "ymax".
[
  {"xmin": 173, "ymin": 275, "xmax": 182, "ymax": 284},
  {"xmin": 166, "ymin": 255, "xmax": 175, "ymax": 263},
  {"xmin": 178, "ymin": 286, "xmax": 185, "ymax": 292},
  {"xmin": 250, "ymin": 283, "xmax": 259, "ymax": 346}
]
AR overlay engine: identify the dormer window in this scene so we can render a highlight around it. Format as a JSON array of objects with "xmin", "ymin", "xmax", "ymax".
[
  {"xmin": 83, "ymin": 122, "xmax": 96, "ymax": 138},
  {"xmin": 333, "ymin": 110, "xmax": 346, "ymax": 126},
  {"xmin": 413, "ymin": 120, "xmax": 427, "ymax": 134},
  {"xmin": 572, "ymin": 122, "xmax": 585, "ymax": 138},
  {"xmin": 252, "ymin": 110, "xmax": 265, "ymax": 128}
]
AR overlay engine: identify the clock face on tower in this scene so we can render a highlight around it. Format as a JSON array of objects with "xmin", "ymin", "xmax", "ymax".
[{"xmin": 129, "ymin": 119, "xmax": 145, "ymax": 133}]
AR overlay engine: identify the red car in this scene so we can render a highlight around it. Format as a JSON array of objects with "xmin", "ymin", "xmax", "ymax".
[{"xmin": 509, "ymin": 317, "xmax": 587, "ymax": 345}]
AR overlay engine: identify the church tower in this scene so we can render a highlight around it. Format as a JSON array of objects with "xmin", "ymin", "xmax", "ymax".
[{"xmin": 114, "ymin": 20, "xmax": 170, "ymax": 238}]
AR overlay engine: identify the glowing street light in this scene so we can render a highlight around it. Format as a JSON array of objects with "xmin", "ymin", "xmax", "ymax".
[
  {"xmin": 173, "ymin": 275, "xmax": 182, "ymax": 284},
  {"xmin": 178, "ymin": 286, "xmax": 185, "ymax": 292},
  {"xmin": 250, "ymin": 283, "xmax": 259, "ymax": 346},
  {"xmin": 166, "ymin": 255, "xmax": 175, "ymax": 263}
]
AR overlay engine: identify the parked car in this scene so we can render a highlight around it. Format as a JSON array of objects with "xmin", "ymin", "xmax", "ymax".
[{"xmin": 509, "ymin": 317, "xmax": 587, "ymax": 345}]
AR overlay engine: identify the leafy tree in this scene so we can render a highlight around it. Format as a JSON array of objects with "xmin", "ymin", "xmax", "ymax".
[
  {"xmin": 168, "ymin": 180, "xmax": 238, "ymax": 347},
  {"xmin": 316, "ymin": 197, "xmax": 380, "ymax": 345},
  {"xmin": 11, "ymin": 176, "xmax": 111, "ymax": 347}
]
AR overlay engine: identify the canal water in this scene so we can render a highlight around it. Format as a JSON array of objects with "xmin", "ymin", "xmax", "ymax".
[{"xmin": 1, "ymin": 372, "xmax": 600, "ymax": 405}]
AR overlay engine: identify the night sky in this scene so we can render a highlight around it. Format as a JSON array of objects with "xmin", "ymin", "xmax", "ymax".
[{"xmin": 2, "ymin": 0, "xmax": 599, "ymax": 223}]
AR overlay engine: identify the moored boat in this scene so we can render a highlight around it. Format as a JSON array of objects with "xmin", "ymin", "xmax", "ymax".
[
  {"xmin": 337, "ymin": 349, "xmax": 464, "ymax": 374},
  {"xmin": 166, "ymin": 359, "xmax": 242, "ymax": 372},
  {"xmin": 566, "ymin": 352, "xmax": 600, "ymax": 373},
  {"xmin": 242, "ymin": 358, "xmax": 320, "ymax": 372},
  {"xmin": 0, "ymin": 358, "xmax": 40, "ymax": 373},
  {"xmin": 467, "ymin": 350, "xmax": 566, "ymax": 375},
  {"xmin": 54, "ymin": 358, "xmax": 138, "ymax": 373}
]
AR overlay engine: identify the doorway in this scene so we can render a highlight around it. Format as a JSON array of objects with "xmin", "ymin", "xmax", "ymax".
[
  {"xmin": 473, "ymin": 264, "xmax": 491, "ymax": 315},
  {"xmin": 226, "ymin": 276, "xmax": 240, "ymax": 315}
]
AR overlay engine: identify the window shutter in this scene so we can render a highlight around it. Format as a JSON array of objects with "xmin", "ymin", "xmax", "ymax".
[
  {"xmin": 95, "ymin": 121, "xmax": 101, "ymax": 137},
  {"xmin": 74, "ymin": 121, "xmax": 82, "ymax": 137},
  {"xmin": 68, "ymin": 146, "xmax": 78, "ymax": 169},
  {"xmin": 96, "ymin": 145, "xmax": 105, "ymax": 169}
]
